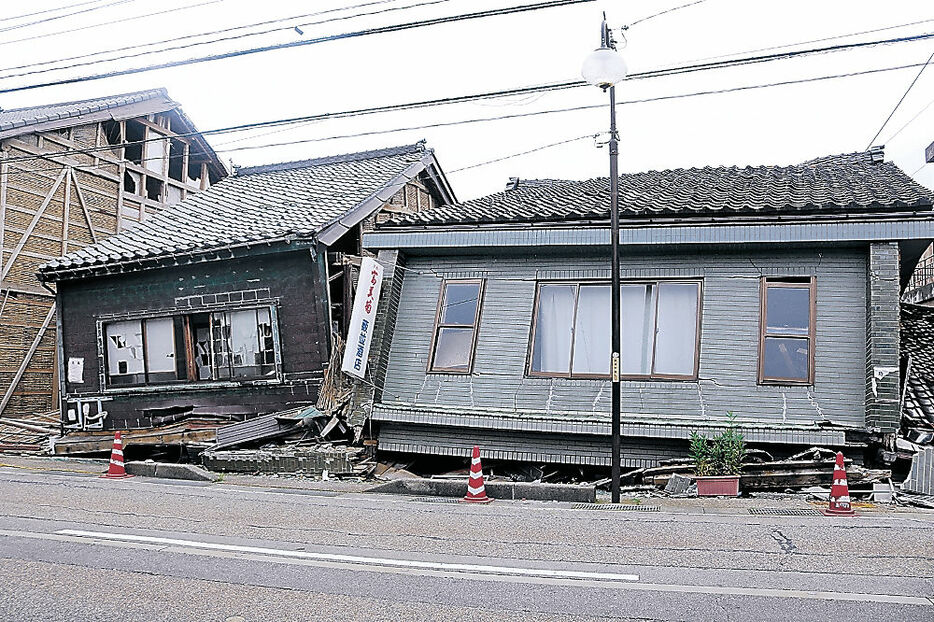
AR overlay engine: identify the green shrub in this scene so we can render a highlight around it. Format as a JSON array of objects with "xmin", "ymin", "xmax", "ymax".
[
  {"xmin": 690, "ymin": 413, "xmax": 746, "ymax": 477},
  {"xmin": 689, "ymin": 431, "xmax": 712, "ymax": 477}
]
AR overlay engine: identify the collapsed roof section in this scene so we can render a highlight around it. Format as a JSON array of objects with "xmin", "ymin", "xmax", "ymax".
[
  {"xmin": 37, "ymin": 141, "xmax": 454, "ymax": 281},
  {"xmin": 0, "ymin": 87, "xmax": 226, "ymax": 182}
]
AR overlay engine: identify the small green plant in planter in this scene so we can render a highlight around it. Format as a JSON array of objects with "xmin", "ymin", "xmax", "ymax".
[{"xmin": 691, "ymin": 414, "xmax": 746, "ymax": 496}]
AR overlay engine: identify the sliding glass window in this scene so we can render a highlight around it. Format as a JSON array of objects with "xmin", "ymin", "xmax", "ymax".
[{"xmin": 530, "ymin": 281, "xmax": 702, "ymax": 379}]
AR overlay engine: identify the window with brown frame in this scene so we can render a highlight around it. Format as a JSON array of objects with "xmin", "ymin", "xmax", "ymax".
[
  {"xmin": 759, "ymin": 277, "xmax": 816, "ymax": 384},
  {"xmin": 528, "ymin": 280, "xmax": 702, "ymax": 380},
  {"xmin": 428, "ymin": 279, "xmax": 484, "ymax": 373}
]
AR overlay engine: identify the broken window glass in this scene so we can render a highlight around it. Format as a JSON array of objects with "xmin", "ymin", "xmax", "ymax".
[
  {"xmin": 430, "ymin": 280, "xmax": 483, "ymax": 373},
  {"xmin": 103, "ymin": 307, "xmax": 278, "ymax": 387},
  {"xmin": 105, "ymin": 320, "xmax": 145, "ymax": 385},
  {"xmin": 209, "ymin": 308, "xmax": 277, "ymax": 380},
  {"xmin": 144, "ymin": 318, "xmax": 176, "ymax": 383}
]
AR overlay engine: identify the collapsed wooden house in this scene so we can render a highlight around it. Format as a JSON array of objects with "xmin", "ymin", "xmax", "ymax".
[
  {"xmin": 36, "ymin": 142, "xmax": 454, "ymax": 454},
  {"xmin": 0, "ymin": 89, "xmax": 226, "ymax": 448},
  {"xmin": 363, "ymin": 148, "xmax": 934, "ymax": 468}
]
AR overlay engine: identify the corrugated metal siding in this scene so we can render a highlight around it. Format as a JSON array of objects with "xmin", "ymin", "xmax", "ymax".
[{"xmin": 381, "ymin": 247, "xmax": 867, "ymax": 428}]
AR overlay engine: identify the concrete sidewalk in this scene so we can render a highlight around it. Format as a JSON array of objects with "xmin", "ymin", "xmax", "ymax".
[{"xmin": 0, "ymin": 451, "xmax": 927, "ymax": 516}]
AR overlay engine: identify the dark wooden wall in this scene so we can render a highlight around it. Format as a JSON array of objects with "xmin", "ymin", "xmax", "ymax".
[{"xmin": 57, "ymin": 248, "xmax": 329, "ymax": 429}]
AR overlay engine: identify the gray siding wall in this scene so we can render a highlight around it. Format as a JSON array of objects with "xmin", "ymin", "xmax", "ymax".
[{"xmin": 381, "ymin": 246, "xmax": 868, "ymax": 428}]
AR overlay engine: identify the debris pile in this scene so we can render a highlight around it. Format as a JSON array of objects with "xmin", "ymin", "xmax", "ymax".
[
  {"xmin": 0, "ymin": 410, "xmax": 58, "ymax": 452},
  {"xmin": 202, "ymin": 445, "xmax": 370, "ymax": 478}
]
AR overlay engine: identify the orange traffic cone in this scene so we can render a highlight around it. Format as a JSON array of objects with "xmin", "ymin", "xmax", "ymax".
[
  {"xmin": 821, "ymin": 451, "xmax": 855, "ymax": 516},
  {"xmin": 461, "ymin": 445, "xmax": 492, "ymax": 503},
  {"xmin": 101, "ymin": 431, "xmax": 134, "ymax": 479}
]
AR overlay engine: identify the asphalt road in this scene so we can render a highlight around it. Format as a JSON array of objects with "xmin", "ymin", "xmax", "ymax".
[{"xmin": 0, "ymin": 461, "xmax": 932, "ymax": 621}]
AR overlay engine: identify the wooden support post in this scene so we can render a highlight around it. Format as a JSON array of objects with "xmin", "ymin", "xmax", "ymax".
[
  {"xmin": 0, "ymin": 168, "xmax": 66, "ymax": 282},
  {"xmin": 0, "ymin": 150, "xmax": 6, "ymax": 279},
  {"xmin": 61, "ymin": 168, "xmax": 71, "ymax": 255},
  {"xmin": 71, "ymin": 172, "xmax": 99, "ymax": 243},
  {"xmin": 0, "ymin": 305, "xmax": 55, "ymax": 418}
]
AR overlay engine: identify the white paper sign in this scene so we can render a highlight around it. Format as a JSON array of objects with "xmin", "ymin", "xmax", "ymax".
[
  {"xmin": 341, "ymin": 257, "xmax": 384, "ymax": 379},
  {"xmin": 67, "ymin": 357, "xmax": 84, "ymax": 383}
]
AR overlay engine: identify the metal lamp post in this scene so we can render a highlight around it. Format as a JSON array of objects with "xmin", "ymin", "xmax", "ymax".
[{"xmin": 581, "ymin": 17, "xmax": 627, "ymax": 503}]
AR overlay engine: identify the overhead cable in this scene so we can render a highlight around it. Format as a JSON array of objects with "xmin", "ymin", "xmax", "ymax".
[
  {"xmin": 0, "ymin": 0, "xmax": 596, "ymax": 94},
  {"xmin": 2, "ymin": 59, "xmax": 926, "ymax": 177},
  {"xmin": 865, "ymin": 49, "xmax": 934, "ymax": 149}
]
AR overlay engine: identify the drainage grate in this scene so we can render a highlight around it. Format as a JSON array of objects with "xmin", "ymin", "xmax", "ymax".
[
  {"xmin": 413, "ymin": 496, "xmax": 460, "ymax": 504},
  {"xmin": 748, "ymin": 507, "xmax": 821, "ymax": 516},
  {"xmin": 572, "ymin": 503, "xmax": 660, "ymax": 511}
]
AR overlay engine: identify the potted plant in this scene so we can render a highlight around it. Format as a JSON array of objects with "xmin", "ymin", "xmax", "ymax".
[{"xmin": 690, "ymin": 414, "xmax": 746, "ymax": 496}]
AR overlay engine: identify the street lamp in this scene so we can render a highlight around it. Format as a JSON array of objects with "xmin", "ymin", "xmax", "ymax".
[{"xmin": 582, "ymin": 16, "xmax": 627, "ymax": 504}]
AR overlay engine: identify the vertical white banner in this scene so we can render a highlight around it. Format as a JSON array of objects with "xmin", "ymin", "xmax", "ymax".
[{"xmin": 341, "ymin": 257, "xmax": 384, "ymax": 379}]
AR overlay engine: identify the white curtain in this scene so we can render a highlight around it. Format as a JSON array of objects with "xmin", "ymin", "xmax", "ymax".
[
  {"xmin": 533, "ymin": 285, "xmax": 575, "ymax": 373},
  {"xmin": 620, "ymin": 284, "xmax": 656, "ymax": 374},
  {"xmin": 653, "ymin": 283, "xmax": 699, "ymax": 376},
  {"xmin": 572, "ymin": 285, "xmax": 610, "ymax": 374}
]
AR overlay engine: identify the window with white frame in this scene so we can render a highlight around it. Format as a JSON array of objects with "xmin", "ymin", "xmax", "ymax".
[
  {"xmin": 529, "ymin": 281, "xmax": 702, "ymax": 379},
  {"xmin": 103, "ymin": 306, "xmax": 278, "ymax": 387}
]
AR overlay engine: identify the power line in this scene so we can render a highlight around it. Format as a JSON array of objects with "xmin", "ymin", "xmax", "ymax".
[
  {"xmin": 865, "ymin": 49, "xmax": 934, "ymax": 149},
  {"xmin": 1, "ymin": 58, "xmax": 928, "ymax": 174},
  {"xmin": 0, "ymin": 0, "xmax": 139, "ymax": 34},
  {"xmin": 687, "ymin": 16, "xmax": 934, "ymax": 64},
  {"xmin": 448, "ymin": 134, "xmax": 595, "ymax": 173},
  {"xmin": 0, "ymin": 0, "xmax": 224, "ymax": 48},
  {"xmin": 882, "ymin": 94, "xmax": 934, "ymax": 145},
  {"xmin": 627, "ymin": 0, "xmax": 708, "ymax": 29},
  {"xmin": 0, "ymin": 0, "xmax": 111, "ymax": 25},
  {"xmin": 6, "ymin": 57, "xmax": 925, "ymax": 180},
  {"xmin": 5, "ymin": 14, "xmax": 934, "ymax": 103},
  {"xmin": 0, "ymin": 80, "xmax": 585, "ymax": 167},
  {"xmin": 0, "ymin": 0, "xmax": 595, "ymax": 94},
  {"xmin": 0, "ymin": 0, "xmax": 454, "ymax": 81},
  {"xmin": 211, "ymin": 61, "xmax": 934, "ymax": 155},
  {"xmin": 0, "ymin": 0, "xmax": 403, "ymax": 74}
]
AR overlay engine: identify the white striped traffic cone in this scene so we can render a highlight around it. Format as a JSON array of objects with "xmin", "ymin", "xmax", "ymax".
[
  {"xmin": 101, "ymin": 431, "xmax": 134, "ymax": 479},
  {"xmin": 461, "ymin": 445, "xmax": 492, "ymax": 503},
  {"xmin": 821, "ymin": 451, "xmax": 855, "ymax": 516}
]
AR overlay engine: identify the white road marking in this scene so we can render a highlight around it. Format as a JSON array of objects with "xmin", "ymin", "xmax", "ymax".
[
  {"xmin": 55, "ymin": 529, "xmax": 640, "ymax": 582},
  {"xmin": 0, "ymin": 529, "xmax": 931, "ymax": 605}
]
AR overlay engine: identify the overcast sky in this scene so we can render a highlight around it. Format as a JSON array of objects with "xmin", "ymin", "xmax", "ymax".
[{"xmin": 2, "ymin": 0, "xmax": 934, "ymax": 201}]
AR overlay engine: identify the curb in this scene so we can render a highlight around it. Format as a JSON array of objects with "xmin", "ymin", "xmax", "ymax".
[
  {"xmin": 125, "ymin": 461, "xmax": 219, "ymax": 482},
  {"xmin": 368, "ymin": 478, "xmax": 596, "ymax": 503}
]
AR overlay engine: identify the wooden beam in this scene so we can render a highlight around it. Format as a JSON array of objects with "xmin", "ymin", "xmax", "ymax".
[
  {"xmin": 0, "ymin": 151, "xmax": 6, "ymax": 280},
  {"xmin": 61, "ymin": 168, "xmax": 71, "ymax": 255},
  {"xmin": 0, "ymin": 169, "xmax": 66, "ymax": 282},
  {"xmin": 71, "ymin": 172, "xmax": 99, "ymax": 243},
  {"xmin": 0, "ymin": 304, "xmax": 55, "ymax": 418}
]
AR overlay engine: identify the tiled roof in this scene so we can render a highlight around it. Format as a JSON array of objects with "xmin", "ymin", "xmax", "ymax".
[
  {"xmin": 0, "ymin": 88, "xmax": 170, "ymax": 133},
  {"xmin": 901, "ymin": 303, "xmax": 934, "ymax": 429},
  {"xmin": 384, "ymin": 149, "xmax": 934, "ymax": 227},
  {"xmin": 39, "ymin": 143, "xmax": 432, "ymax": 279}
]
